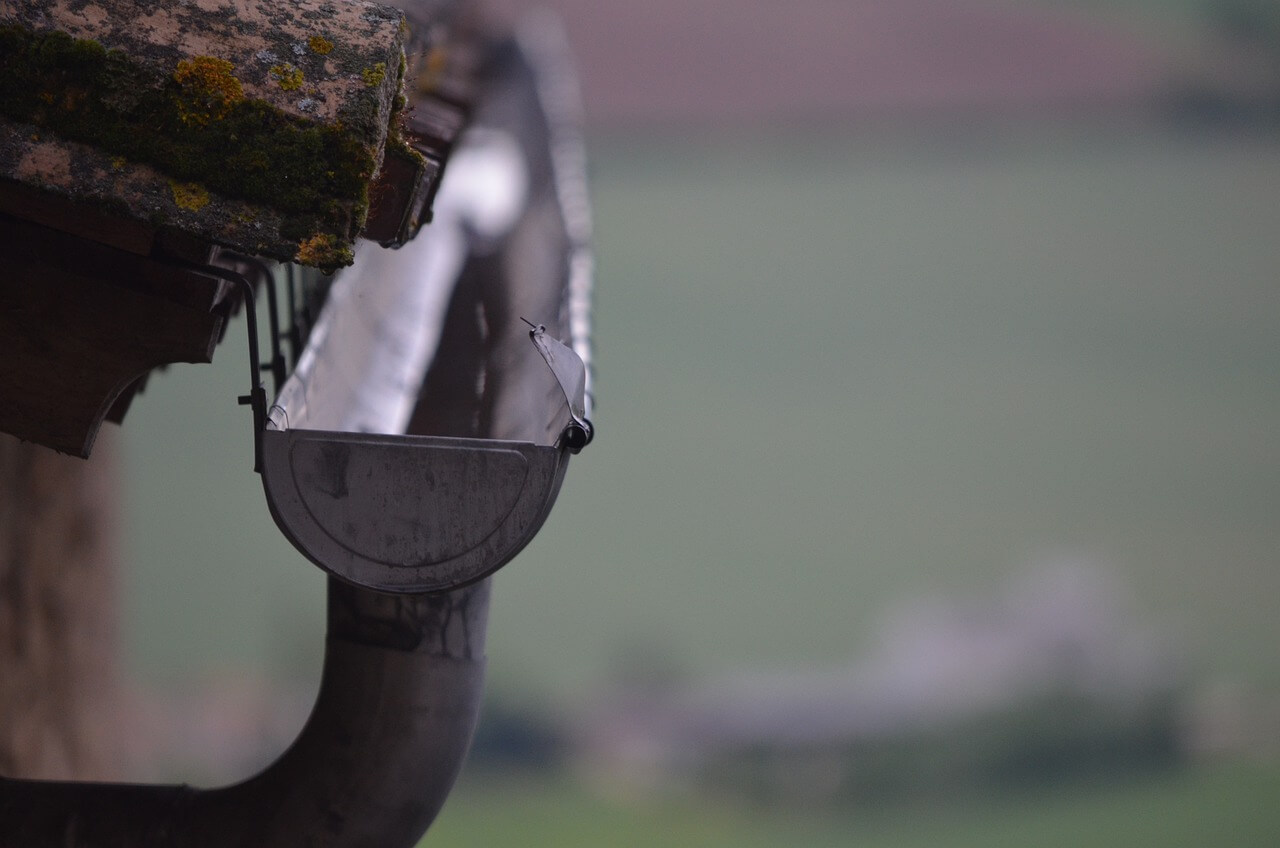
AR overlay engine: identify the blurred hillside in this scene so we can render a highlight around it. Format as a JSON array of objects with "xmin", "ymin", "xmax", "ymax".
[
  {"xmin": 570, "ymin": 563, "xmax": 1187, "ymax": 806},
  {"xmin": 116, "ymin": 7, "xmax": 1280, "ymax": 840},
  {"xmin": 482, "ymin": 0, "xmax": 1280, "ymax": 127}
]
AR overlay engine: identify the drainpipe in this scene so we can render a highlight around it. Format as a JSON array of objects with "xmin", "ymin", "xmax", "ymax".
[
  {"xmin": 0, "ymin": 580, "xmax": 489, "ymax": 847},
  {"xmin": 0, "ymin": 19, "xmax": 589, "ymax": 847}
]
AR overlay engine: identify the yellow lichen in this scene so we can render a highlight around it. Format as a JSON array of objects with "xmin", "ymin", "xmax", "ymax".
[
  {"xmin": 173, "ymin": 56, "xmax": 243, "ymax": 126},
  {"xmin": 169, "ymin": 180, "xmax": 210, "ymax": 212},
  {"xmin": 110, "ymin": 155, "xmax": 126, "ymax": 170},
  {"xmin": 362, "ymin": 62, "xmax": 386, "ymax": 88},
  {"xmin": 295, "ymin": 233, "xmax": 353, "ymax": 269},
  {"xmin": 308, "ymin": 35, "xmax": 334, "ymax": 55},
  {"xmin": 270, "ymin": 63, "xmax": 304, "ymax": 91}
]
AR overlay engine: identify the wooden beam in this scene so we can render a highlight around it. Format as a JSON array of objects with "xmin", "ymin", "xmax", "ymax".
[{"xmin": 0, "ymin": 214, "xmax": 228, "ymax": 457}]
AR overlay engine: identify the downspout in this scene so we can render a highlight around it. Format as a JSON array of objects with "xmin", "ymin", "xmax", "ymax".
[
  {"xmin": 0, "ymin": 581, "xmax": 489, "ymax": 847},
  {"xmin": 0, "ymin": 20, "xmax": 589, "ymax": 848},
  {"xmin": 193, "ymin": 578, "xmax": 493, "ymax": 847}
]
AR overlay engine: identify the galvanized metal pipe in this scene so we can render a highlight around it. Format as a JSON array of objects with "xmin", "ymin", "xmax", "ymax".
[
  {"xmin": 0, "ymin": 26, "xmax": 591, "ymax": 847},
  {"xmin": 0, "ymin": 223, "xmax": 499, "ymax": 844},
  {"xmin": 0, "ymin": 580, "xmax": 488, "ymax": 847},
  {"xmin": 0, "ymin": 183, "xmax": 503, "ymax": 848}
]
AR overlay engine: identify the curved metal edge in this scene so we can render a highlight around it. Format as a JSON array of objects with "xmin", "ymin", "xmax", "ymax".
[
  {"xmin": 0, "ymin": 578, "xmax": 490, "ymax": 848},
  {"xmin": 0, "ymin": 18, "xmax": 595, "ymax": 848},
  {"xmin": 518, "ymin": 12, "xmax": 596, "ymax": 424},
  {"xmin": 261, "ymin": 429, "xmax": 569, "ymax": 594}
]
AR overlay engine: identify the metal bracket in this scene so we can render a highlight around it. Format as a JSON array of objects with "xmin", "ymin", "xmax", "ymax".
[{"xmin": 525, "ymin": 319, "xmax": 593, "ymax": 452}]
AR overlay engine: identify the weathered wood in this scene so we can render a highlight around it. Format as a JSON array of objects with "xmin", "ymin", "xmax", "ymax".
[
  {"xmin": 0, "ymin": 0, "xmax": 418, "ymax": 269},
  {"xmin": 0, "ymin": 213, "xmax": 228, "ymax": 457}
]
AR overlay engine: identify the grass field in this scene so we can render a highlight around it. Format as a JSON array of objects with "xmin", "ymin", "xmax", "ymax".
[
  {"xmin": 483, "ymin": 124, "xmax": 1280, "ymax": 701},
  {"xmin": 425, "ymin": 760, "xmax": 1280, "ymax": 848},
  {"xmin": 121, "ymin": 123, "xmax": 1280, "ymax": 700},
  {"xmin": 117, "ymin": 121, "xmax": 1280, "ymax": 845},
  {"xmin": 99, "ymin": 0, "xmax": 1280, "ymax": 838}
]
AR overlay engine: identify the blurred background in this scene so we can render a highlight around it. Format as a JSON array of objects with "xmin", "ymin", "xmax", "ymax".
[{"xmin": 115, "ymin": 0, "xmax": 1280, "ymax": 845}]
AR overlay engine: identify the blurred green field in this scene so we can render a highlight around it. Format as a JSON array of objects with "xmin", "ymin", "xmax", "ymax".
[
  {"xmin": 108, "ymin": 3, "xmax": 1280, "ymax": 841},
  {"xmin": 491, "ymin": 125, "xmax": 1280, "ymax": 700},
  {"xmin": 121, "ymin": 125, "xmax": 1280, "ymax": 700},
  {"xmin": 425, "ymin": 761, "xmax": 1280, "ymax": 848},
  {"xmin": 115, "ymin": 100, "xmax": 1280, "ymax": 845}
]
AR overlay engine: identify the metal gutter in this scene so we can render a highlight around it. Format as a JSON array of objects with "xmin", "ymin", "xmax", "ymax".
[{"xmin": 0, "ymin": 22, "xmax": 592, "ymax": 847}]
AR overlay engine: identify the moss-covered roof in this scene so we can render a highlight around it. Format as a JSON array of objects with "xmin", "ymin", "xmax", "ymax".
[{"xmin": 0, "ymin": 0, "xmax": 415, "ymax": 269}]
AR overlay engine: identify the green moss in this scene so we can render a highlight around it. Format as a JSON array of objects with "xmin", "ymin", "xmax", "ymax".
[
  {"xmin": 0, "ymin": 24, "xmax": 390, "ymax": 268},
  {"xmin": 379, "ymin": 51, "xmax": 424, "ymax": 213}
]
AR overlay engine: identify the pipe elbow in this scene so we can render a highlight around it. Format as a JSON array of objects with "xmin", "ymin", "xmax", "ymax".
[{"xmin": 0, "ymin": 579, "xmax": 490, "ymax": 848}]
